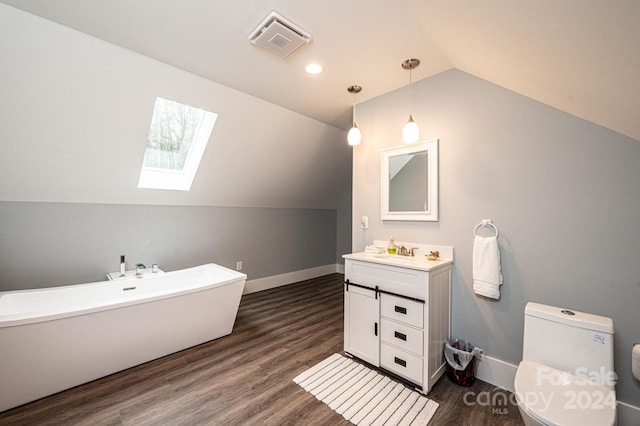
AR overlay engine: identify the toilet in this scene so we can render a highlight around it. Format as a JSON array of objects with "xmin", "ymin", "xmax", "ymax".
[{"xmin": 514, "ymin": 302, "xmax": 616, "ymax": 425}]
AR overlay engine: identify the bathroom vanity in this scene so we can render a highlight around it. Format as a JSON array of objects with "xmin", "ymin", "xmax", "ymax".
[{"xmin": 343, "ymin": 242, "xmax": 452, "ymax": 394}]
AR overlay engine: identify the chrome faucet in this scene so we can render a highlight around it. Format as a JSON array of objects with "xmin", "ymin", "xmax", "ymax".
[
  {"xmin": 136, "ymin": 263, "xmax": 146, "ymax": 275},
  {"xmin": 397, "ymin": 246, "xmax": 417, "ymax": 256}
]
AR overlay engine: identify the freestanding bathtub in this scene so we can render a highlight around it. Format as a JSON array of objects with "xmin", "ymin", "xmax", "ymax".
[{"xmin": 0, "ymin": 263, "xmax": 246, "ymax": 412}]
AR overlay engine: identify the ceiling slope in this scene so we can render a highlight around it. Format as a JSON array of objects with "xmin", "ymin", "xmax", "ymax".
[
  {"xmin": 411, "ymin": 0, "xmax": 640, "ymax": 142},
  {"xmin": 1, "ymin": 0, "xmax": 639, "ymax": 140},
  {"xmin": 0, "ymin": 4, "xmax": 351, "ymax": 209}
]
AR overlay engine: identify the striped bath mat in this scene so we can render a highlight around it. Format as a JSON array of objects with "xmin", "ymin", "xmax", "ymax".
[{"xmin": 293, "ymin": 353, "xmax": 438, "ymax": 425}]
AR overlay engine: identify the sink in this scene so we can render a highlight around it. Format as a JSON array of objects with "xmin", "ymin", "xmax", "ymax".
[{"xmin": 374, "ymin": 254, "xmax": 411, "ymax": 259}]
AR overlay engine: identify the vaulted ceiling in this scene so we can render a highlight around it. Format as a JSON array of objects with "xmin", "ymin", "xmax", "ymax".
[{"xmin": 2, "ymin": 0, "xmax": 639, "ymax": 141}]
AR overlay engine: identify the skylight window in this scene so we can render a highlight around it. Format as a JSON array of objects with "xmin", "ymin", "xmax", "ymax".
[{"xmin": 138, "ymin": 97, "xmax": 217, "ymax": 191}]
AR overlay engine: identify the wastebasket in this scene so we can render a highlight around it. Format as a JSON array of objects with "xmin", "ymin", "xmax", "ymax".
[{"xmin": 443, "ymin": 338, "xmax": 483, "ymax": 386}]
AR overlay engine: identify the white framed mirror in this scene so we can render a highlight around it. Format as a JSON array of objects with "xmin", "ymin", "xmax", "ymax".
[{"xmin": 381, "ymin": 139, "xmax": 438, "ymax": 221}]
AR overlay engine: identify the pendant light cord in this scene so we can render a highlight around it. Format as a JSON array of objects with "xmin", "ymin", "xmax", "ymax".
[
  {"xmin": 353, "ymin": 92, "xmax": 357, "ymax": 125},
  {"xmin": 409, "ymin": 67, "xmax": 413, "ymax": 117}
]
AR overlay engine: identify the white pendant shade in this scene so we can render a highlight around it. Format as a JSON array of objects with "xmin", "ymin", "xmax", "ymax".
[
  {"xmin": 402, "ymin": 116, "xmax": 419, "ymax": 144},
  {"xmin": 347, "ymin": 85, "xmax": 363, "ymax": 147},
  {"xmin": 348, "ymin": 124, "xmax": 361, "ymax": 146}
]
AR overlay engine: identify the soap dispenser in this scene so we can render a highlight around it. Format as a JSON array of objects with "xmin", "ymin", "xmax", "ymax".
[
  {"xmin": 387, "ymin": 236, "xmax": 397, "ymax": 255},
  {"xmin": 120, "ymin": 255, "xmax": 126, "ymax": 277}
]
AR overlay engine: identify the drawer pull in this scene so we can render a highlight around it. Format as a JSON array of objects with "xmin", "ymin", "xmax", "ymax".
[
  {"xmin": 394, "ymin": 331, "xmax": 407, "ymax": 341},
  {"xmin": 394, "ymin": 305, "xmax": 407, "ymax": 314},
  {"xmin": 394, "ymin": 357, "xmax": 407, "ymax": 367}
]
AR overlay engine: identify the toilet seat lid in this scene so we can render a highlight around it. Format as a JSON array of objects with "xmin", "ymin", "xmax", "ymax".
[{"xmin": 514, "ymin": 360, "xmax": 616, "ymax": 426}]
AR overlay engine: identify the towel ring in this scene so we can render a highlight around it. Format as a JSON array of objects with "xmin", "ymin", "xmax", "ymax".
[{"xmin": 474, "ymin": 220, "xmax": 498, "ymax": 238}]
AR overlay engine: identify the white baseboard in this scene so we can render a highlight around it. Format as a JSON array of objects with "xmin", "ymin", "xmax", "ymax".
[
  {"xmin": 243, "ymin": 263, "xmax": 342, "ymax": 294},
  {"xmin": 474, "ymin": 354, "xmax": 640, "ymax": 423},
  {"xmin": 617, "ymin": 400, "xmax": 640, "ymax": 425},
  {"xmin": 475, "ymin": 354, "xmax": 517, "ymax": 393}
]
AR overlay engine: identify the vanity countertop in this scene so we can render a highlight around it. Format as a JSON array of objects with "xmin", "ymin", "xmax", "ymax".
[{"xmin": 343, "ymin": 252, "xmax": 452, "ymax": 272}]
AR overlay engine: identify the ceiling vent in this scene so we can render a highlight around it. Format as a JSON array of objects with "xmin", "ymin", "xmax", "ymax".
[{"xmin": 248, "ymin": 11, "xmax": 311, "ymax": 58}]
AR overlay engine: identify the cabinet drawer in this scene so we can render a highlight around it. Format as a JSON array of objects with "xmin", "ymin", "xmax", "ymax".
[
  {"xmin": 380, "ymin": 318, "xmax": 423, "ymax": 356},
  {"xmin": 347, "ymin": 260, "xmax": 428, "ymax": 300},
  {"xmin": 380, "ymin": 343, "xmax": 423, "ymax": 385},
  {"xmin": 381, "ymin": 294, "xmax": 423, "ymax": 328}
]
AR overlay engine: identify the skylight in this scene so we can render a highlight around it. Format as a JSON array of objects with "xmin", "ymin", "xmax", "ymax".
[{"xmin": 138, "ymin": 97, "xmax": 217, "ymax": 191}]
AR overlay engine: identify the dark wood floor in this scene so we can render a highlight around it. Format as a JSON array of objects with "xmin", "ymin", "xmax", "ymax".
[{"xmin": 0, "ymin": 273, "xmax": 523, "ymax": 425}]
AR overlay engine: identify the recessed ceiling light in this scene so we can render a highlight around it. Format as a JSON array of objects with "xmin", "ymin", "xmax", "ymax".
[{"xmin": 304, "ymin": 63, "xmax": 323, "ymax": 74}]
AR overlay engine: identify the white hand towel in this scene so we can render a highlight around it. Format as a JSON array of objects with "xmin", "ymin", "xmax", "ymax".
[
  {"xmin": 473, "ymin": 235, "xmax": 503, "ymax": 299},
  {"xmin": 633, "ymin": 344, "xmax": 640, "ymax": 381}
]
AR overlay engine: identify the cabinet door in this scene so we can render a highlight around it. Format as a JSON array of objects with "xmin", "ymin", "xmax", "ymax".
[{"xmin": 344, "ymin": 285, "xmax": 379, "ymax": 366}]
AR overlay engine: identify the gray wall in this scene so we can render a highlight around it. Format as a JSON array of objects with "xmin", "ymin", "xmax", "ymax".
[
  {"xmin": 336, "ymin": 182, "xmax": 353, "ymax": 264},
  {"xmin": 351, "ymin": 69, "xmax": 640, "ymax": 407},
  {"xmin": 0, "ymin": 202, "xmax": 338, "ymax": 291}
]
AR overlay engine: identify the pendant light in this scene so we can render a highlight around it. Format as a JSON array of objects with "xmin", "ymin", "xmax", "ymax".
[
  {"xmin": 402, "ymin": 58, "xmax": 420, "ymax": 144},
  {"xmin": 347, "ymin": 85, "xmax": 362, "ymax": 146}
]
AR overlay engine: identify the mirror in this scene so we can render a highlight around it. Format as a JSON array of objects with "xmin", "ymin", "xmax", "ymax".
[{"xmin": 381, "ymin": 139, "xmax": 438, "ymax": 221}]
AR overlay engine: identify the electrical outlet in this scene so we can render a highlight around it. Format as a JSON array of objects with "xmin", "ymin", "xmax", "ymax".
[
  {"xmin": 236, "ymin": 261, "xmax": 243, "ymax": 271},
  {"xmin": 360, "ymin": 216, "xmax": 368, "ymax": 229}
]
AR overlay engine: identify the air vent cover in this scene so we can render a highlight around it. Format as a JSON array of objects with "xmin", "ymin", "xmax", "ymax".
[{"xmin": 248, "ymin": 11, "xmax": 311, "ymax": 58}]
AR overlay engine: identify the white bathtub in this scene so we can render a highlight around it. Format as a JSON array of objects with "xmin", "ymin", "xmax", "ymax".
[{"xmin": 0, "ymin": 263, "xmax": 246, "ymax": 412}]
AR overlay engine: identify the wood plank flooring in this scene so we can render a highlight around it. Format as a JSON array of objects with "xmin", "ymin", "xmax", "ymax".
[{"xmin": 0, "ymin": 273, "xmax": 523, "ymax": 425}]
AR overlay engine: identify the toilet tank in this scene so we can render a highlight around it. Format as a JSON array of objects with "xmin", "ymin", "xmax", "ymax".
[{"xmin": 522, "ymin": 302, "xmax": 615, "ymax": 389}]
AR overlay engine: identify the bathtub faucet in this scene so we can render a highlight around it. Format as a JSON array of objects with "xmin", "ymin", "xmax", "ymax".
[{"xmin": 136, "ymin": 263, "xmax": 146, "ymax": 275}]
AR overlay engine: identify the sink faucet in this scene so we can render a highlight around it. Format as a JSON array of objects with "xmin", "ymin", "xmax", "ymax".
[
  {"xmin": 397, "ymin": 246, "xmax": 417, "ymax": 256},
  {"xmin": 136, "ymin": 263, "xmax": 146, "ymax": 275}
]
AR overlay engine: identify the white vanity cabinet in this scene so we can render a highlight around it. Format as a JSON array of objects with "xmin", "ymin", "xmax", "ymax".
[{"xmin": 343, "ymin": 248, "xmax": 452, "ymax": 394}]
